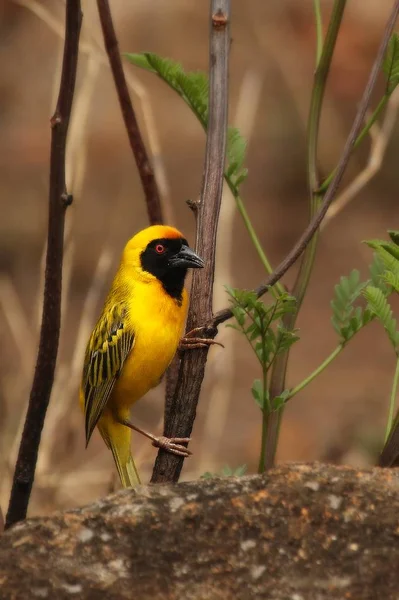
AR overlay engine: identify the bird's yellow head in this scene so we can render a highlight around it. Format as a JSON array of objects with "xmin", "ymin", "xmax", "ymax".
[{"xmin": 122, "ymin": 225, "xmax": 204, "ymax": 301}]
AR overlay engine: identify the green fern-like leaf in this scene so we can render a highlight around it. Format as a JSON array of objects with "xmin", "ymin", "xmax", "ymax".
[
  {"xmin": 363, "ymin": 285, "xmax": 399, "ymax": 352},
  {"xmin": 388, "ymin": 230, "xmax": 399, "ymax": 245},
  {"xmin": 125, "ymin": 52, "xmax": 208, "ymax": 124},
  {"xmin": 201, "ymin": 464, "xmax": 247, "ymax": 479},
  {"xmin": 366, "ymin": 241, "xmax": 399, "ymax": 277},
  {"xmin": 272, "ymin": 389, "xmax": 290, "ymax": 411},
  {"xmin": 125, "ymin": 52, "xmax": 248, "ymax": 190},
  {"xmin": 383, "ymin": 271, "xmax": 399, "ymax": 292},
  {"xmin": 226, "ymin": 127, "xmax": 248, "ymax": 187},
  {"xmin": 331, "ymin": 270, "xmax": 369, "ymax": 342},
  {"xmin": 369, "ymin": 252, "xmax": 390, "ymax": 294},
  {"xmin": 383, "ymin": 33, "xmax": 399, "ymax": 95},
  {"xmin": 275, "ymin": 325, "xmax": 300, "ymax": 356},
  {"xmin": 366, "ymin": 239, "xmax": 399, "ymax": 261}
]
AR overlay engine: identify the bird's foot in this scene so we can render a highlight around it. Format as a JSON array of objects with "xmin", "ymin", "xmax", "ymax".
[
  {"xmin": 179, "ymin": 326, "xmax": 224, "ymax": 351},
  {"xmin": 121, "ymin": 419, "xmax": 192, "ymax": 457},
  {"xmin": 152, "ymin": 436, "xmax": 192, "ymax": 457}
]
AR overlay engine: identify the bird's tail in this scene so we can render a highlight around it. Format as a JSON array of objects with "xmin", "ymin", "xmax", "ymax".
[
  {"xmin": 98, "ymin": 411, "xmax": 141, "ymax": 488},
  {"xmin": 110, "ymin": 443, "xmax": 141, "ymax": 488}
]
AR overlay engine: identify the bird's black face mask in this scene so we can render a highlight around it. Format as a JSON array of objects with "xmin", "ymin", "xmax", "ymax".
[{"xmin": 140, "ymin": 237, "xmax": 204, "ymax": 303}]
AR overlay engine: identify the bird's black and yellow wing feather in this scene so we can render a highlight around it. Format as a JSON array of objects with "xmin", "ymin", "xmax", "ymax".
[{"xmin": 82, "ymin": 303, "xmax": 134, "ymax": 445}]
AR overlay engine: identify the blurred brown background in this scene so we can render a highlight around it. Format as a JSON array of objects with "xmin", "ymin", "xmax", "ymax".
[{"xmin": 0, "ymin": 0, "xmax": 398, "ymax": 518}]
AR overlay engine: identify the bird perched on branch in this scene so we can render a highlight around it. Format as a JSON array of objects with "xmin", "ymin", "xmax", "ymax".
[{"xmin": 79, "ymin": 225, "xmax": 208, "ymax": 488}]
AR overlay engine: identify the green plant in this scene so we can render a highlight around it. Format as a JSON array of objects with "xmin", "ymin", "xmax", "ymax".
[
  {"xmin": 125, "ymin": 11, "xmax": 399, "ymax": 474},
  {"xmin": 201, "ymin": 464, "xmax": 247, "ymax": 479},
  {"xmin": 225, "ymin": 288, "xmax": 299, "ymax": 472},
  {"xmin": 363, "ymin": 233, "xmax": 399, "ymax": 442}
]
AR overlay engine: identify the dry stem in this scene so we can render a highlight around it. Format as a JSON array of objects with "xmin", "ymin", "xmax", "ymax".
[
  {"xmin": 96, "ymin": 0, "xmax": 163, "ymax": 225},
  {"xmin": 5, "ymin": 0, "xmax": 82, "ymax": 529},
  {"xmin": 151, "ymin": 0, "xmax": 231, "ymax": 484}
]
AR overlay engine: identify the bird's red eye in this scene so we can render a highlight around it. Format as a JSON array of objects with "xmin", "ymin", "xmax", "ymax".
[{"xmin": 155, "ymin": 244, "xmax": 165, "ymax": 254}]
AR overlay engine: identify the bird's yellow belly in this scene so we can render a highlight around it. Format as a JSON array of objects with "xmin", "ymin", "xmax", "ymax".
[{"xmin": 110, "ymin": 318, "xmax": 182, "ymax": 411}]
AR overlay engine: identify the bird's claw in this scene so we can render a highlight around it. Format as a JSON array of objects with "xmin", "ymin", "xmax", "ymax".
[
  {"xmin": 179, "ymin": 326, "xmax": 224, "ymax": 352},
  {"xmin": 152, "ymin": 436, "xmax": 192, "ymax": 457}
]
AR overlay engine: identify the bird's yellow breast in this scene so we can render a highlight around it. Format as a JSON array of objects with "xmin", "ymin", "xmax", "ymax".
[{"xmin": 111, "ymin": 279, "xmax": 187, "ymax": 411}]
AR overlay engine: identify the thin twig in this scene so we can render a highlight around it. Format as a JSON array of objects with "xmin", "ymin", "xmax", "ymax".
[
  {"xmin": 211, "ymin": 0, "xmax": 399, "ymax": 330},
  {"xmin": 321, "ymin": 87, "xmax": 399, "ymax": 228},
  {"xmin": 263, "ymin": 0, "xmax": 347, "ymax": 471},
  {"xmin": 151, "ymin": 0, "xmax": 230, "ymax": 484},
  {"xmin": 96, "ymin": 0, "xmax": 163, "ymax": 225},
  {"xmin": 5, "ymin": 0, "xmax": 82, "ymax": 529}
]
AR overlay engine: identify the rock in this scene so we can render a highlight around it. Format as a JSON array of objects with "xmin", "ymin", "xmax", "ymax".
[{"xmin": 0, "ymin": 463, "xmax": 398, "ymax": 599}]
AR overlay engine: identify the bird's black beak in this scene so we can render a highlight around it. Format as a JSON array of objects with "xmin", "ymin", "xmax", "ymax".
[{"xmin": 169, "ymin": 244, "xmax": 204, "ymax": 269}]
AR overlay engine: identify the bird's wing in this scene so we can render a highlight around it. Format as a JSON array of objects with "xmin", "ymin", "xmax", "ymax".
[{"xmin": 82, "ymin": 303, "xmax": 134, "ymax": 445}]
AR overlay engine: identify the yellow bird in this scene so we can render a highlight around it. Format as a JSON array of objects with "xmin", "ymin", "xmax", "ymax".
[{"xmin": 79, "ymin": 225, "xmax": 204, "ymax": 487}]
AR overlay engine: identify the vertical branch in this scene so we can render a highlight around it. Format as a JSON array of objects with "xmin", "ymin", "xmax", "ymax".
[
  {"xmin": 5, "ymin": 0, "xmax": 82, "ymax": 529},
  {"xmin": 151, "ymin": 0, "xmax": 230, "ymax": 484},
  {"xmin": 264, "ymin": 0, "xmax": 347, "ymax": 471},
  {"xmin": 96, "ymin": 0, "xmax": 163, "ymax": 225}
]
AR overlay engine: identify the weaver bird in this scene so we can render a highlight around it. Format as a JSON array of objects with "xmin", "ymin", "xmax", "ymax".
[{"xmin": 80, "ymin": 225, "xmax": 209, "ymax": 487}]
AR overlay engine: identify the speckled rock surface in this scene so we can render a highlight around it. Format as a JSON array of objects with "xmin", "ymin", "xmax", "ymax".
[{"xmin": 0, "ymin": 463, "xmax": 398, "ymax": 599}]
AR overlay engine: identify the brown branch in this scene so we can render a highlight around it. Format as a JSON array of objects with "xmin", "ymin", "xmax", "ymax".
[
  {"xmin": 211, "ymin": 0, "xmax": 399, "ymax": 330},
  {"xmin": 96, "ymin": 0, "xmax": 163, "ymax": 225},
  {"xmin": 151, "ymin": 0, "xmax": 230, "ymax": 484},
  {"xmin": 5, "ymin": 0, "xmax": 82, "ymax": 529}
]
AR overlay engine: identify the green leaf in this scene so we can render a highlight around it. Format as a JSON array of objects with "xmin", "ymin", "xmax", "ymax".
[
  {"xmin": 221, "ymin": 465, "xmax": 247, "ymax": 477},
  {"xmin": 232, "ymin": 464, "xmax": 247, "ymax": 477},
  {"xmin": 224, "ymin": 284, "xmax": 236, "ymax": 298},
  {"xmin": 251, "ymin": 379, "xmax": 269, "ymax": 409},
  {"xmin": 246, "ymin": 322, "xmax": 260, "ymax": 341},
  {"xmin": 383, "ymin": 33, "xmax": 399, "ymax": 95},
  {"xmin": 275, "ymin": 325, "xmax": 300, "ymax": 355},
  {"xmin": 255, "ymin": 342, "xmax": 270, "ymax": 365},
  {"xmin": 369, "ymin": 252, "xmax": 390, "ymax": 294},
  {"xmin": 227, "ymin": 127, "xmax": 248, "ymax": 187},
  {"xmin": 125, "ymin": 52, "xmax": 248, "ymax": 191},
  {"xmin": 383, "ymin": 270, "xmax": 399, "ymax": 292},
  {"xmin": 366, "ymin": 242, "xmax": 399, "ymax": 278},
  {"xmin": 272, "ymin": 390, "xmax": 290, "ymax": 411},
  {"xmin": 251, "ymin": 379, "xmax": 263, "ymax": 406},
  {"xmin": 221, "ymin": 465, "xmax": 233, "ymax": 477},
  {"xmin": 232, "ymin": 306, "xmax": 246, "ymax": 327},
  {"xmin": 200, "ymin": 471, "xmax": 217, "ymax": 479},
  {"xmin": 388, "ymin": 230, "xmax": 399, "ymax": 245},
  {"xmin": 234, "ymin": 169, "xmax": 249, "ymax": 188},
  {"xmin": 331, "ymin": 270, "xmax": 368, "ymax": 342},
  {"xmin": 363, "ymin": 285, "xmax": 399, "ymax": 352},
  {"xmin": 201, "ymin": 465, "xmax": 247, "ymax": 479},
  {"xmin": 366, "ymin": 239, "xmax": 399, "ymax": 262}
]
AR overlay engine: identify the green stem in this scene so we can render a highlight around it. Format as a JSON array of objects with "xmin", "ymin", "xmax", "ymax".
[
  {"xmin": 286, "ymin": 344, "xmax": 343, "ymax": 401},
  {"xmin": 385, "ymin": 355, "xmax": 399, "ymax": 442},
  {"xmin": 263, "ymin": 0, "xmax": 347, "ymax": 471},
  {"xmin": 318, "ymin": 95, "xmax": 388, "ymax": 193},
  {"xmin": 313, "ymin": 0, "xmax": 323, "ymax": 67},
  {"xmin": 258, "ymin": 404, "xmax": 271, "ymax": 474}
]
